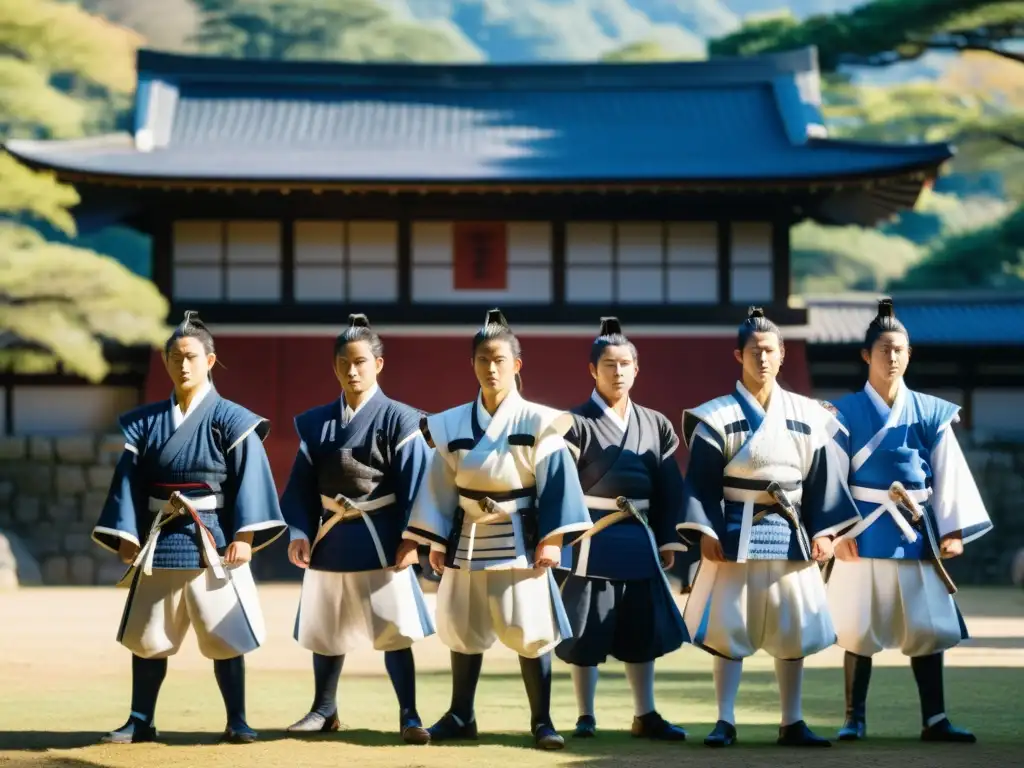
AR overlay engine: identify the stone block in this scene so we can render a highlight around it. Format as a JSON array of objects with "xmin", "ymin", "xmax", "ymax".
[
  {"xmin": 98, "ymin": 435, "xmax": 127, "ymax": 466},
  {"xmin": 81, "ymin": 492, "xmax": 108, "ymax": 524},
  {"xmin": 42, "ymin": 556, "xmax": 69, "ymax": 585},
  {"xmin": 97, "ymin": 559, "xmax": 129, "ymax": 585},
  {"xmin": 46, "ymin": 499, "xmax": 78, "ymax": 524},
  {"xmin": 32, "ymin": 523, "xmax": 60, "ymax": 557},
  {"xmin": 20, "ymin": 465, "xmax": 53, "ymax": 496},
  {"xmin": 87, "ymin": 465, "xmax": 116, "ymax": 491},
  {"xmin": 68, "ymin": 554, "xmax": 95, "ymax": 585},
  {"xmin": 15, "ymin": 497, "xmax": 41, "ymax": 524},
  {"xmin": 55, "ymin": 465, "xmax": 88, "ymax": 496},
  {"xmin": 63, "ymin": 532, "xmax": 92, "ymax": 555},
  {"xmin": 0, "ymin": 437, "xmax": 27, "ymax": 460},
  {"xmin": 29, "ymin": 437, "xmax": 54, "ymax": 462},
  {"xmin": 55, "ymin": 436, "xmax": 96, "ymax": 464}
]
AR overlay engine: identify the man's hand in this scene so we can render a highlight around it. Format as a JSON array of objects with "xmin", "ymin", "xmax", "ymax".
[
  {"xmin": 224, "ymin": 540, "xmax": 252, "ymax": 565},
  {"xmin": 395, "ymin": 540, "xmax": 419, "ymax": 571},
  {"xmin": 660, "ymin": 549, "xmax": 675, "ymax": 570},
  {"xmin": 428, "ymin": 549, "xmax": 446, "ymax": 575},
  {"xmin": 118, "ymin": 538, "xmax": 140, "ymax": 565},
  {"xmin": 534, "ymin": 543, "xmax": 560, "ymax": 569},
  {"xmin": 940, "ymin": 533, "xmax": 964, "ymax": 559},
  {"xmin": 288, "ymin": 539, "xmax": 311, "ymax": 569},
  {"xmin": 700, "ymin": 535, "xmax": 725, "ymax": 563},
  {"xmin": 811, "ymin": 536, "xmax": 834, "ymax": 563},
  {"xmin": 834, "ymin": 538, "xmax": 859, "ymax": 562}
]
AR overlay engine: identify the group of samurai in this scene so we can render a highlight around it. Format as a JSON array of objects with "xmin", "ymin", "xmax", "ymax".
[{"xmin": 90, "ymin": 298, "xmax": 992, "ymax": 750}]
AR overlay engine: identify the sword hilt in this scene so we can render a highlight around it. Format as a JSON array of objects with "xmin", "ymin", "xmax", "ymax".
[
  {"xmin": 615, "ymin": 496, "xmax": 648, "ymax": 526},
  {"xmin": 479, "ymin": 496, "xmax": 502, "ymax": 516},
  {"xmin": 167, "ymin": 491, "xmax": 194, "ymax": 516},
  {"xmin": 888, "ymin": 482, "xmax": 923, "ymax": 522}
]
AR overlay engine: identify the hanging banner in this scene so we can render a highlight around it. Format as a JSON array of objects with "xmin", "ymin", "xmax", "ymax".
[{"xmin": 453, "ymin": 221, "xmax": 507, "ymax": 290}]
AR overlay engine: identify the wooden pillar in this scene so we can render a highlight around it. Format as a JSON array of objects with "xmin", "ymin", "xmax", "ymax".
[
  {"xmin": 772, "ymin": 219, "xmax": 791, "ymax": 305},
  {"xmin": 551, "ymin": 220, "xmax": 566, "ymax": 305},
  {"xmin": 716, "ymin": 220, "xmax": 731, "ymax": 305}
]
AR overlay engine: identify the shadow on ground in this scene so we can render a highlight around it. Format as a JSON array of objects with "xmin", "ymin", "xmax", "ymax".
[{"xmin": 2, "ymin": 664, "xmax": 1019, "ymax": 767}]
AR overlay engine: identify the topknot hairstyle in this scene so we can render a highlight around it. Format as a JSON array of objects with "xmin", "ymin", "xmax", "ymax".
[
  {"xmin": 334, "ymin": 313, "xmax": 384, "ymax": 359},
  {"xmin": 862, "ymin": 298, "xmax": 910, "ymax": 351},
  {"xmin": 472, "ymin": 308, "xmax": 523, "ymax": 391},
  {"xmin": 590, "ymin": 316, "xmax": 638, "ymax": 366},
  {"xmin": 736, "ymin": 306, "xmax": 783, "ymax": 350}
]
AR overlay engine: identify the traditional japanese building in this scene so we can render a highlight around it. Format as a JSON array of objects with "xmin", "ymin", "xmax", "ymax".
[{"xmin": 6, "ymin": 46, "xmax": 953, "ymax": 482}]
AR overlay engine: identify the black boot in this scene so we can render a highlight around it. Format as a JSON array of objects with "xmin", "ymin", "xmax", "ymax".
[
  {"xmin": 287, "ymin": 654, "xmax": 343, "ymax": 733},
  {"xmin": 427, "ymin": 652, "xmax": 481, "ymax": 742},
  {"xmin": 704, "ymin": 720, "xmax": 737, "ymax": 747},
  {"xmin": 837, "ymin": 652, "xmax": 871, "ymax": 740},
  {"xmin": 778, "ymin": 720, "xmax": 831, "ymax": 747},
  {"xmin": 573, "ymin": 715, "xmax": 597, "ymax": 738},
  {"xmin": 101, "ymin": 655, "xmax": 166, "ymax": 744},
  {"xmin": 912, "ymin": 653, "xmax": 976, "ymax": 743},
  {"xmin": 520, "ymin": 654, "xmax": 564, "ymax": 750},
  {"xmin": 631, "ymin": 710, "xmax": 687, "ymax": 741},
  {"xmin": 215, "ymin": 656, "xmax": 256, "ymax": 744},
  {"xmin": 385, "ymin": 649, "xmax": 428, "ymax": 745}
]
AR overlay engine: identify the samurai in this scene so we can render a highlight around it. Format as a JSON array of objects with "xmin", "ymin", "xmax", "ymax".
[
  {"xmin": 397, "ymin": 309, "xmax": 593, "ymax": 750},
  {"xmin": 556, "ymin": 317, "xmax": 689, "ymax": 741},
  {"xmin": 677, "ymin": 307, "xmax": 860, "ymax": 748},
  {"xmin": 282, "ymin": 314, "xmax": 436, "ymax": 743},
  {"xmin": 91, "ymin": 311, "xmax": 286, "ymax": 744},
  {"xmin": 826, "ymin": 299, "xmax": 992, "ymax": 743}
]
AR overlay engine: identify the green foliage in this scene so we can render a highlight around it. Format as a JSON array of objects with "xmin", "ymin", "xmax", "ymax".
[
  {"xmin": 791, "ymin": 220, "xmax": 924, "ymax": 294},
  {"xmin": 192, "ymin": 0, "xmax": 483, "ymax": 61},
  {"xmin": 601, "ymin": 38, "xmax": 703, "ymax": 61},
  {"xmin": 0, "ymin": 224, "xmax": 170, "ymax": 381},
  {"xmin": 710, "ymin": 0, "xmax": 1024, "ymax": 70},
  {"xmin": 1, "ymin": 0, "xmax": 170, "ymax": 380},
  {"xmin": 889, "ymin": 204, "xmax": 1024, "ymax": 289}
]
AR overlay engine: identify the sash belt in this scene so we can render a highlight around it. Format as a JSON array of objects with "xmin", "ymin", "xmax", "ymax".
[
  {"xmin": 315, "ymin": 493, "xmax": 397, "ymax": 569},
  {"xmin": 135, "ymin": 493, "xmax": 225, "ymax": 579}
]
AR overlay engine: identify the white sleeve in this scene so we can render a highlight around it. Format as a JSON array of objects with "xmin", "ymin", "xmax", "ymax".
[{"xmin": 930, "ymin": 425, "xmax": 993, "ymax": 543}]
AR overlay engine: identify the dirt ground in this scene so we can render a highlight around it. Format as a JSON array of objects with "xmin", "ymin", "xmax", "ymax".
[{"xmin": 1, "ymin": 584, "xmax": 1022, "ymax": 768}]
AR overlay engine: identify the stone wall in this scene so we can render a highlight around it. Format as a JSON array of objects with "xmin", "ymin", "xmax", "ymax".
[
  {"xmin": 0, "ymin": 434, "xmax": 128, "ymax": 585},
  {"xmin": 951, "ymin": 435, "xmax": 1024, "ymax": 586},
  {"xmin": 1, "ymin": 431, "xmax": 1022, "ymax": 586}
]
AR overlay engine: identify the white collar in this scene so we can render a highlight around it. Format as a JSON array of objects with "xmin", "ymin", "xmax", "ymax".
[
  {"xmin": 864, "ymin": 379, "xmax": 904, "ymax": 415},
  {"xmin": 341, "ymin": 384, "xmax": 379, "ymax": 424},
  {"xmin": 735, "ymin": 379, "xmax": 778, "ymax": 416},
  {"xmin": 171, "ymin": 381, "xmax": 211, "ymax": 429},
  {"xmin": 475, "ymin": 388, "xmax": 520, "ymax": 430},
  {"xmin": 591, "ymin": 389, "xmax": 630, "ymax": 432}
]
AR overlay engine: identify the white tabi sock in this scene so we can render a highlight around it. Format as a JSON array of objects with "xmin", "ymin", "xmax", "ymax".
[
  {"xmin": 572, "ymin": 665, "xmax": 599, "ymax": 718},
  {"xmin": 775, "ymin": 657, "xmax": 804, "ymax": 727},
  {"xmin": 714, "ymin": 657, "xmax": 743, "ymax": 725},
  {"xmin": 624, "ymin": 661, "xmax": 656, "ymax": 717}
]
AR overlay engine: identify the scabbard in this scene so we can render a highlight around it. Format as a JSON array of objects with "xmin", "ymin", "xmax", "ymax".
[{"xmin": 928, "ymin": 548, "xmax": 958, "ymax": 594}]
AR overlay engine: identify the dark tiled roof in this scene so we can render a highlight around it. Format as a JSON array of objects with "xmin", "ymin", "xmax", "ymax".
[
  {"xmin": 806, "ymin": 295, "xmax": 1024, "ymax": 345},
  {"xmin": 6, "ymin": 47, "xmax": 950, "ymax": 189}
]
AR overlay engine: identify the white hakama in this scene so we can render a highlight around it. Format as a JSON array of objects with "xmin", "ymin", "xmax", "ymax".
[
  {"xmin": 118, "ymin": 564, "xmax": 266, "ymax": 660},
  {"xmin": 403, "ymin": 390, "xmax": 591, "ymax": 661},
  {"xmin": 294, "ymin": 566, "xmax": 435, "ymax": 655},
  {"xmin": 437, "ymin": 566, "xmax": 567, "ymax": 657},
  {"xmin": 825, "ymin": 382, "xmax": 991, "ymax": 659},
  {"xmin": 827, "ymin": 559, "xmax": 963, "ymax": 657},
  {"xmin": 684, "ymin": 560, "xmax": 835, "ymax": 660}
]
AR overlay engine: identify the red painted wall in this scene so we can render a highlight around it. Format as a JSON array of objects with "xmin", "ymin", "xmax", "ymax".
[{"xmin": 147, "ymin": 335, "xmax": 811, "ymax": 487}]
